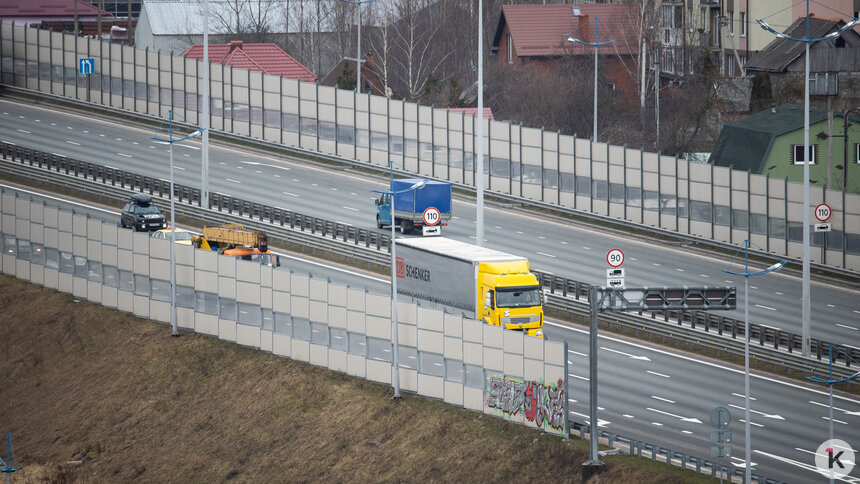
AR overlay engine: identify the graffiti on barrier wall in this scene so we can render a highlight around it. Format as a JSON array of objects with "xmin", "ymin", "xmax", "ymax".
[{"xmin": 485, "ymin": 376, "xmax": 565, "ymax": 433}]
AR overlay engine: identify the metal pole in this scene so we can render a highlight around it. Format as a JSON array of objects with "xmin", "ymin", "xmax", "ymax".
[
  {"xmin": 593, "ymin": 42, "xmax": 598, "ymax": 142},
  {"xmin": 563, "ymin": 339, "xmax": 570, "ymax": 441},
  {"xmin": 743, "ymin": 240, "xmax": 751, "ymax": 484},
  {"xmin": 202, "ymin": 0, "xmax": 210, "ymax": 208},
  {"xmin": 828, "ymin": 344, "xmax": 834, "ymax": 484},
  {"xmin": 801, "ymin": 31, "xmax": 811, "ymax": 356},
  {"xmin": 587, "ymin": 285, "xmax": 600, "ymax": 465},
  {"xmin": 169, "ymin": 110, "xmax": 178, "ymax": 337},
  {"xmin": 389, "ymin": 162, "xmax": 401, "ymax": 398},
  {"xmin": 357, "ymin": 4, "xmax": 361, "ymax": 94},
  {"xmin": 476, "ymin": 0, "xmax": 484, "ymax": 247}
]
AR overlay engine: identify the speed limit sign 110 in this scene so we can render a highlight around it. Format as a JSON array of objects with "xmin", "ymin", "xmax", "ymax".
[
  {"xmin": 606, "ymin": 249, "xmax": 624, "ymax": 268},
  {"xmin": 815, "ymin": 203, "xmax": 831, "ymax": 222}
]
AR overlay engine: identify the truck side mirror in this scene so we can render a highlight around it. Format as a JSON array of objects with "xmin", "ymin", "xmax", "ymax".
[
  {"xmin": 275, "ymin": 255, "xmax": 281, "ymax": 268},
  {"xmin": 374, "ymin": 198, "xmax": 380, "ymax": 206},
  {"xmin": 484, "ymin": 290, "xmax": 493, "ymax": 309}
]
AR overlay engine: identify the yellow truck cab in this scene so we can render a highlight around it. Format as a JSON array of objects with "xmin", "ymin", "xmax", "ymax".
[
  {"xmin": 395, "ymin": 237, "xmax": 544, "ymax": 337},
  {"xmin": 479, "ymin": 261, "xmax": 543, "ymax": 336}
]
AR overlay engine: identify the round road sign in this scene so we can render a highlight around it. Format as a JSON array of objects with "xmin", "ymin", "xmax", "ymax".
[
  {"xmin": 815, "ymin": 203, "xmax": 831, "ymax": 222},
  {"xmin": 606, "ymin": 248, "xmax": 624, "ymax": 268},
  {"xmin": 422, "ymin": 207, "xmax": 441, "ymax": 226}
]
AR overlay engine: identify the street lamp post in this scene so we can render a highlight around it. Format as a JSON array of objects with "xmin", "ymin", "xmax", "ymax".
[
  {"xmin": 757, "ymin": 4, "xmax": 859, "ymax": 357},
  {"xmin": 724, "ymin": 241, "xmax": 786, "ymax": 484},
  {"xmin": 566, "ymin": 12, "xmax": 614, "ymax": 143},
  {"xmin": 152, "ymin": 110, "xmax": 204, "ymax": 337},
  {"xmin": 340, "ymin": 0, "xmax": 375, "ymax": 93},
  {"xmin": 378, "ymin": 161, "xmax": 426, "ymax": 398},
  {"xmin": 476, "ymin": 0, "xmax": 484, "ymax": 247}
]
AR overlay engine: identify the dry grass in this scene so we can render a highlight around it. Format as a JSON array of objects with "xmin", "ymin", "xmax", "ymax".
[{"xmin": 0, "ymin": 274, "xmax": 715, "ymax": 483}]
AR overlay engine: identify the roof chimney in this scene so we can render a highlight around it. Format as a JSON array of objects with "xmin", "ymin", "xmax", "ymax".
[{"xmin": 229, "ymin": 40, "xmax": 243, "ymax": 51}]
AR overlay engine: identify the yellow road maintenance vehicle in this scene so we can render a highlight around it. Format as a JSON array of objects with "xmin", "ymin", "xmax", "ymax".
[{"xmin": 191, "ymin": 224, "xmax": 280, "ymax": 267}]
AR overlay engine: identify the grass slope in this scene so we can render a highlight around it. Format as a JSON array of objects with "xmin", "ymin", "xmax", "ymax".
[{"xmin": 0, "ymin": 274, "xmax": 714, "ymax": 483}]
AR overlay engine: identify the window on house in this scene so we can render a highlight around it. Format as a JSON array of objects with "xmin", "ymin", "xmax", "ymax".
[
  {"xmin": 729, "ymin": 12, "xmax": 734, "ymax": 35},
  {"xmin": 507, "ymin": 34, "xmax": 513, "ymax": 64},
  {"xmin": 740, "ymin": 12, "xmax": 747, "ymax": 36},
  {"xmin": 792, "ymin": 144, "xmax": 817, "ymax": 165},
  {"xmin": 726, "ymin": 54, "xmax": 735, "ymax": 76},
  {"xmin": 855, "ymin": 143, "xmax": 860, "ymax": 164}
]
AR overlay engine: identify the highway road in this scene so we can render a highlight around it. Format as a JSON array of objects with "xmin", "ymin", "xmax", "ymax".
[
  {"xmin": 4, "ymin": 182, "xmax": 859, "ymax": 483},
  {"xmin": 2, "ymin": 98, "xmax": 858, "ymax": 351}
]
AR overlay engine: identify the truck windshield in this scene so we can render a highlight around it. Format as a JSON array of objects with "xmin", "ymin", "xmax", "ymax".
[
  {"xmin": 240, "ymin": 253, "xmax": 274, "ymax": 266},
  {"xmin": 495, "ymin": 286, "xmax": 541, "ymax": 308}
]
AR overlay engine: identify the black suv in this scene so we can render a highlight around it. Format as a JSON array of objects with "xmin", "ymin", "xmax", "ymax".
[{"xmin": 120, "ymin": 193, "xmax": 167, "ymax": 231}]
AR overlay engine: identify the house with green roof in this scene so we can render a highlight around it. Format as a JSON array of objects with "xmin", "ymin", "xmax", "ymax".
[{"xmin": 708, "ymin": 103, "xmax": 860, "ymax": 193}]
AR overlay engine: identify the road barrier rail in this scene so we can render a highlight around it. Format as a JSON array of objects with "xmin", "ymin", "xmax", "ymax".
[{"xmin": 1, "ymin": 142, "xmax": 857, "ymax": 382}]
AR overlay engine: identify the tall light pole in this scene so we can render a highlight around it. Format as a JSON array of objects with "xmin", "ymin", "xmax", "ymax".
[
  {"xmin": 201, "ymin": 0, "xmax": 210, "ymax": 208},
  {"xmin": 724, "ymin": 241, "xmax": 786, "ymax": 484},
  {"xmin": 566, "ymin": 11, "xmax": 614, "ymax": 143},
  {"xmin": 377, "ymin": 161, "xmax": 425, "ymax": 398},
  {"xmin": 476, "ymin": 0, "xmax": 484, "ymax": 247},
  {"xmin": 757, "ymin": 5, "xmax": 858, "ymax": 356},
  {"xmin": 153, "ymin": 110, "xmax": 204, "ymax": 337},
  {"xmin": 340, "ymin": 0, "xmax": 375, "ymax": 93}
]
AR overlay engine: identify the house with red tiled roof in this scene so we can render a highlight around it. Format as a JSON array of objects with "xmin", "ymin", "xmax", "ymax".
[
  {"xmin": 319, "ymin": 53, "xmax": 401, "ymax": 99},
  {"xmin": 447, "ymin": 107, "xmax": 494, "ymax": 120},
  {"xmin": 0, "ymin": 0, "xmax": 110, "ymax": 28},
  {"xmin": 491, "ymin": 3, "xmax": 641, "ymax": 100},
  {"xmin": 180, "ymin": 41, "xmax": 316, "ymax": 83}
]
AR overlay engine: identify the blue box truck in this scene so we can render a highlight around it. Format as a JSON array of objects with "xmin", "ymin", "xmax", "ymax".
[{"xmin": 375, "ymin": 178, "xmax": 452, "ymax": 235}]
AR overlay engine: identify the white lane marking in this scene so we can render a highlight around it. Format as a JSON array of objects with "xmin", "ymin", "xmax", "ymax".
[
  {"xmin": 795, "ymin": 447, "xmax": 815, "ymax": 455},
  {"xmin": 132, "ymin": 141, "xmax": 139, "ymax": 145},
  {"xmin": 17, "ymin": 115, "xmax": 24, "ymax": 118},
  {"xmin": 16, "ymin": 129, "xmax": 30, "ymax": 134},
  {"xmin": 293, "ymin": 178, "xmax": 299, "ymax": 182},
  {"xmin": 675, "ymin": 268, "xmax": 684, "ymax": 272},
  {"xmin": 854, "ymin": 310, "xmax": 860, "ymax": 314},
  {"xmin": 601, "ymin": 346, "xmax": 651, "ymax": 361},
  {"xmin": 154, "ymin": 140, "xmax": 169, "ymax": 145},
  {"xmin": 537, "ymin": 252, "xmax": 556, "ymax": 258},
  {"xmin": 775, "ymin": 291, "xmax": 784, "ymax": 295},
  {"xmin": 835, "ymin": 324, "xmax": 858, "ymax": 331},
  {"xmin": 732, "ymin": 393, "xmax": 757, "ymax": 401},
  {"xmin": 495, "ymin": 226, "xmax": 502, "ymax": 230},
  {"xmin": 651, "ymin": 422, "xmax": 663, "ymax": 426},
  {"xmin": 538, "ymin": 236, "xmax": 546, "ymax": 239},
  {"xmin": 582, "ymin": 246, "xmax": 591, "ymax": 250},
  {"xmin": 274, "ymin": 174, "xmax": 280, "ymax": 178},
  {"xmin": 66, "ymin": 126, "xmax": 73, "ymax": 130},
  {"xmin": 725, "ymin": 280, "xmax": 733, "ymax": 284},
  {"xmin": 50, "ymin": 122, "xmax": 56, "ymax": 126},
  {"xmin": 751, "ymin": 286, "xmax": 758, "ymax": 290},
  {"xmin": 34, "ymin": 119, "xmax": 40, "ymax": 122},
  {"xmin": 546, "ymin": 321, "xmax": 860, "ymax": 405},
  {"xmin": 175, "ymin": 166, "xmax": 185, "ymax": 171},
  {"xmin": 183, "ymin": 153, "xmax": 190, "ymax": 157},
  {"xmin": 331, "ymin": 187, "xmax": 338, "ymax": 191},
  {"xmin": 516, "ymin": 231, "xmax": 523, "ymax": 234},
  {"xmin": 754, "ymin": 304, "xmax": 777, "ymax": 311},
  {"xmin": 651, "ymin": 395, "xmax": 676, "ymax": 404},
  {"xmin": 255, "ymin": 170, "xmax": 262, "ymax": 174},
  {"xmin": 66, "ymin": 140, "xmax": 80, "ymax": 146},
  {"xmin": 809, "ymin": 401, "xmax": 860, "ymax": 416},
  {"xmin": 115, "ymin": 137, "xmax": 122, "ymax": 141},
  {"xmin": 225, "ymin": 178, "xmax": 242, "ymax": 184},
  {"xmin": 312, "ymin": 183, "xmax": 318, "ymax": 187},
  {"xmin": 730, "ymin": 457, "xmax": 757, "ymax": 467},
  {"xmin": 236, "ymin": 165, "xmax": 243, "ymax": 169},
  {"xmin": 646, "ymin": 370, "xmax": 670, "ymax": 378},
  {"xmin": 51, "ymin": 153, "xmax": 64, "ymax": 157},
  {"xmin": 700, "ymin": 274, "xmax": 709, "ymax": 278},
  {"xmin": 569, "ymin": 375, "xmax": 589, "ymax": 381},
  {"xmin": 728, "ymin": 404, "xmax": 784, "ymax": 420},
  {"xmin": 623, "ymin": 414, "xmax": 634, "ymax": 418},
  {"xmin": 1, "ymin": 141, "xmax": 15, "ymax": 145},
  {"xmin": 753, "ymin": 450, "xmax": 860, "ymax": 483},
  {"xmin": 83, "ymin": 130, "xmax": 89, "ymax": 133},
  {"xmin": 178, "ymin": 144, "xmax": 200, "ymax": 150},
  {"xmin": 821, "ymin": 416, "xmax": 848, "ymax": 425},
  {"xmin": 568, "ymin": 350, "xmax": 588, "ymax": 357},
  {"xmin": 827, "ymin": 304, "xmax": 836, "ymax": 308},
  {"xmin": 99, "ymin": 134, "xmax": 105, "ymax": 137},
  {"xmin": 561, "ymin": 241, "xmax": 568, "ymax": 245},
  {"xmin": 681, "ymin": 430, "xmax": 693, "ymax": 434},
  {"xmin": 342, "ymin": 206, "xmax": 359, "ymax": 212},
  {"xmin": 629, "ymin": 257, "xmax": 637, "ymax": 261},
  {"xmin": 652, "ymin": 263, "xmax": 661, "ymax": 266},
  {"xmin": 646, "ymin": 407, "xmax": 702, "ymax": 423},
  {"xmin": 350, "ymin": 192, "xmax": 357, "ymax": 196},
  {"xmin": 738, "ymin": 419, "xmax": 764, "ymax": 428},
  {"xmin": 570, "ymin": 412, "xmax": 610, "ymax": 427},
  {"xmin": 117, "ymin": 153, "xmax": 133, "ymax": 158}
]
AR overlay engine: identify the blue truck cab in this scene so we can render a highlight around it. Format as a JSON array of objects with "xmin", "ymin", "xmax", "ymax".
[{"xmin": 375, "ymin": 178, "xmax": 452, "ymax": 235}]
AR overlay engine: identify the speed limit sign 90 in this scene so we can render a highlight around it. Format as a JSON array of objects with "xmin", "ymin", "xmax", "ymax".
[
  {"xmin": 606, "ymin": 248, "xmax": 624, "ymax": 268},
  {"xmin": 422, "ymin": 207, "xmax": 441, "ymax": 226}
]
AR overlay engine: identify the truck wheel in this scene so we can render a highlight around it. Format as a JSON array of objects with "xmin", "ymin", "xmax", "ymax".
[
  {"xmin": 376, "ymin": 215, "xmax": 384, "ymax": 229},
  {"xmin": 400, "ymin": 219, "xmax": 412, "ymax": 234}
]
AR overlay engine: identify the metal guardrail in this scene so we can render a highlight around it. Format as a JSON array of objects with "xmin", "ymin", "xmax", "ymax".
[
  {"xmin": 572, "ymin": 422, "xmax": 784, "ymax": 484},
  {"xmin": 0, "ymin": 142, "xmax": 857, "ymax": 381}
]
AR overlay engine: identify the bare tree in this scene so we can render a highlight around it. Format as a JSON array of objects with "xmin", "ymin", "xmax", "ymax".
[{"xmin": 387, "ymin": 0, "xmax": 452, "ymax": 101}]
